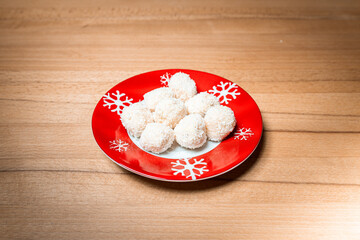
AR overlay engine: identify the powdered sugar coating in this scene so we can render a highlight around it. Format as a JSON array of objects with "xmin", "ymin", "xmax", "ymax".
[
  {"xmin": 174, "ymin": 114, "xmax": 207, "ymax": 149},
  {"xmin": 143, "ymin": 87, "xmax": 173, "ymax": 111},
  {"xmin": 185, "ymin": 92, "xmax": 220, "ymax": 117},
  {"xmin": 140, "ymin": 123, "xmax": 175, "ymax": 154},
  {"xmin": 154, "ymin": 98, "xmax": 187, "ymax": 129},
  {"xmin": 168, "ymin": 72, "xmax": 197, "ymax": 101},
  {"xmin": 204, "ymin": 105, "xmax": 236, "ymax": 141},
  {"xmin": 121, "ymin": 101, "xmax": 154, "ymax": 138}
]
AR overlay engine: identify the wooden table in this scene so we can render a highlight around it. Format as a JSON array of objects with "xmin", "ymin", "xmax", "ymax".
[{"xmin": 1, "ymin": 0, "xmax": 360, "ymax": 239}]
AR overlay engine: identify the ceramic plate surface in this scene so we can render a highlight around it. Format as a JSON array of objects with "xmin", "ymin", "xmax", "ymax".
[{"xmin": 92, "ymin": 69, "xmax": 262, "ymax": 182}]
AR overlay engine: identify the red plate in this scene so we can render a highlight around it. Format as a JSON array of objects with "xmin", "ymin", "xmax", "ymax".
[{"xmin": 92, "ymin": 69, "xmax": 262, "ymax": 182}]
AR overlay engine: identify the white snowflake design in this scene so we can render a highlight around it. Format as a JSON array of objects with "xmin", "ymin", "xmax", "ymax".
[
  {"xmin": 109, "ymin": 139, "xmax": 129, "ymax": 152},
  {"xmin": 171, "ymin": 158, "xmax": 209, "ymax": 180},
  {"xmin": 103, "ymin": 90, "xmax": 133, "ymax": 115},
  {"xmin": 208, "ymin": 81, "xmax": 241, "ymax": 104},
  {"xmin": 160, "ymin": 72, "xmax": 171, "ymax": 86},
  {"xmin": 234, "ymin": 128, "xmax": 254, "ymax": 140}
]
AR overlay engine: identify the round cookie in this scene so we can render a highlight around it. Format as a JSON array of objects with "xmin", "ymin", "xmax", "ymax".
[
  {"xmin": 185, "ymin": 92, "xmax": 220, "ymax": 117},
  {"xmin": 143, "ymin": 87, "xmax": 173, "ymax": 111},
  {"xmin": 153, "ymin": 98, "xmax": 187, "ymax": 129},
  {"xmin": 120, "ymin": 101, "xmax": 153, "ymax": 138},
  {"xmin": 168, "ymin": 72, "xmax": 197, "ymax": 101},
  {"xmin": 174, "ymin": 114, "xmax": 207, "ymax": 149},
  {"xmin": 140, "ymin": 123, "xmax": 175, "ymax": 154},
  {"xmin": 204, "ymin": 105, "xmax": 236, "ymax": 141}
]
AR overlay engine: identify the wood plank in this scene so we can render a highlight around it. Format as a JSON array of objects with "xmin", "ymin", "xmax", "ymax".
[
  {"xmin": 0, "ymin": 93, "xmax": 359, "ymax": 124},
  {"xmin": 1, "ymin": 48, "xmax": 359, "ymax": 72},
  {"xmin": 1, "ymin": 19, "xmax": 360, "ymax": 36},
  {"xmin": 1, "ymin": 171, "xmax": 359, "ymax": 240},
  {"xmin": 2, "ymin": 77, "xmax": 360, "ymax": 97},
  {"xmin": 1, "ymin": 125, "xmax": 359, "ymax": 185},
  {"xmin": 0, "ymin": 0, "xmax": 359, "ymax": 19},
  {"xmin": 1, "ymin": 72, "xmax": 359, "ymax": 123},
  {"xmin": 1, "ymin": 28, "xmax": 360, "ymax": 50}
]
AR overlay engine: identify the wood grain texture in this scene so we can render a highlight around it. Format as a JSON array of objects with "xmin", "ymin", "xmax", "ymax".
[{"xmin": 1, "ymin": 0, "xmax": 360, "ymax": 239}]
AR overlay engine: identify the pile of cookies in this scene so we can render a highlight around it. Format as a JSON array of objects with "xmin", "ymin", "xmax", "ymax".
[{"xmin": 121, "ymin": 72, "xmax": 236, "ymax": 154}]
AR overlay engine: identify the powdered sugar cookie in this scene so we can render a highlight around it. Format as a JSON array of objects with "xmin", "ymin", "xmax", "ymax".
[
  {"xmin": 185, "ymin": 92, "xmax": 220, "ymax": 117},
  {"xmin": 204, "ymin": 105, "xmax": 236, "ymax": 141},
  {"xmin": 153, "ymin": 98, "xmax": 187, "ymax": 128},
  {"xmin": 168, "ymin": 72, "xmax": 197, "ymax": 101},
  {"xmin": 140, "ymin": 123, "xmax": 175, "ymax": 154},
  {"xmin": 121, "ymin": 101, "xmax": 153, "ymax": 138},
  {"xmin": 143, "ymin": 87, "xmax": 173, "ymax": 111},
  {"xmin": 174, "ymin": 114, "xmax": 207, "ymax": 149}
]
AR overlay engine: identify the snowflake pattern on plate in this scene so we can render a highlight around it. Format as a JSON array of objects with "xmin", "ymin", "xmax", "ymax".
[
  {"xmin": 160, "ymin": 72, "xmax": 171, "ymax": 86},
  {"xmin": 103, "ymin": 90, "xmax": 133, "ymax": 115},
  {"xmin": 171, "ymin": 158, "xmax": 209, "ymax": 180},
  {"xmin": 109, "ymin": 139, "xmax": 129, "ymax": 152},
  {"xmin": 234, "ymin": 128, "xmax": 254, "ymax": 140},
  {"xmin": 208, "ymin": 81, "xmax": 240, "ymax": 104}
]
